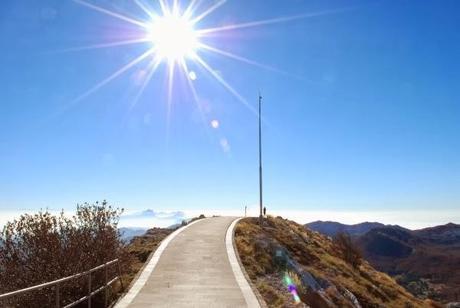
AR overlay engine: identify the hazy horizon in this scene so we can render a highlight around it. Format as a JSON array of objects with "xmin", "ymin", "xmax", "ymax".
[{"xmin": 1, "ymin": 206, "xmax": 459, "ymax": 230}]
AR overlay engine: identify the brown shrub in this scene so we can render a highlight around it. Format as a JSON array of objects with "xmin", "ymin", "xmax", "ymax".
[
  {"xmin": 333, "ymin": 232, "xmax": 362, "ymax": 269},
  {"xmin": 0, "ymin": 201, "xmax": 129, "ymax": 307}
]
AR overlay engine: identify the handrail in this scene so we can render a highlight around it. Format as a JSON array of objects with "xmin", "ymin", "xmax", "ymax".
[{"xmin": 0, "ymin": 259, "xmax": 123, "ymax": 308}]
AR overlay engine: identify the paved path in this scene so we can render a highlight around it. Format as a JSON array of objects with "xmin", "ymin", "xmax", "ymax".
[{"xmin": 116, "ymin": 216, "xmax": 260, "ymax": 308}]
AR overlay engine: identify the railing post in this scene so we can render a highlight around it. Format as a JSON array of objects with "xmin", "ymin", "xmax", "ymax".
[
  {"xmin": 0, "ymin": 258, "xmax": 119, "ymax": 308},
  {"xmin": 55, "ymin": 284, "xmax": 60, "ymax": 308},
  {"xmin": 104, "ymin": 264, "xmax": 108, "ymax": 308},
  {"xmin": 117, "ymin": 261, "xmax": 124, "ymax": 291},
  {"xmin": 88, "ymin": 272, "xmax": 91, "ymax": 308}
]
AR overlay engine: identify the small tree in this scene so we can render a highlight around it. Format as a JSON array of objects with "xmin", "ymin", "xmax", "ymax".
[
  {"xmin": 0, "ymin": 201, "xmax": 128, "ymax": 307},
  {"xmin": 333, "ymin": 232, "xmax": 362, "ymax": 269}
]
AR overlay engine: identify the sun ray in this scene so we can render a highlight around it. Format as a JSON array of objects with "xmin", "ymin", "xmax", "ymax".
[
  {"xmin": 159, "ymin": 0, "xmax": 170, "ymax": 16},
  {"xmin": 183, "ymin": 0, "xmax": 200, "ymax": 19},
  {"xmin": 191, "ymin": 0, "xmax": 227, "ymax": 25},
  {"xmin": 180, "ymin": 59, "xmax": 209, "ymax": 129},
  {"xmin": 165, "ymin": 60, "xmax": 176, "ymax": 143},
  {"xmin": 194, "ymin": 55, "xmax": 257, "ymax": 115},
  {"xmin": 173, "ymin": 0, "xmax": 180, "ymax": 14},
  {"xmin": 180, "ymin": 60, "xmax": 199, "ymax": 102},
  {"xmin": 167, "ymin": 61, "xmax": 175, "ymax": 110},
  {"xmin": 198, "ymin": 43, "xmax": 309, "ymax": 81},
  {"xmin": 134, "ymin": 0, "xmax": 158, "ymax": 20},
  {"xmin": 72, "ymin": 0, "xmax": 150, "ymax": 29},
  {"xmin": 54, "ymin": 38, "xmax": 150, "ymax": 53},
  {"xmin": 129, "ymin": 57, "xmax": 162, "ymax": 110},
  {"xmin": 197, "ymin": 7, "xmax": 356, "ymax": 35},
  {"xmin": 70, "ymin": 48, "xmax": 155, "ymax": 106},
  {"xmin": 198, "ymin": 43, "xmax": 287, "ymax": 74}
]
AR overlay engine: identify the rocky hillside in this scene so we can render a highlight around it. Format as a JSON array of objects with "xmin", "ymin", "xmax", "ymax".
[
  {"xmin": 356, "ymin": 224, "xmax": 460, "ymax": 303},
  {"xmin": 358, "ymin": 226, "xmax": 415, "ymax": 258},
  {"xmin": 413, "ymin": 223, "xmax": 460, "ymax": 245},
  {"xmin": 235, "ymin": 216, "xmax": 440, "ymax": 308}
]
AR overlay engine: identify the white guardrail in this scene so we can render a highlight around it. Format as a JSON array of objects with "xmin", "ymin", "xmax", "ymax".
[{"xmin": 0, "ymin": 259, "xmax": 123, "ymax": 308}]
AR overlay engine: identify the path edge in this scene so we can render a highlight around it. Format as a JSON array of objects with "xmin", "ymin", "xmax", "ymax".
[
  {"xmin": 226, "ymin": 217, "xmax": 267, "ymax": 308},
  {"xmin": 114, "ymin": 218, "xmax": 207, "ymax": 308}
]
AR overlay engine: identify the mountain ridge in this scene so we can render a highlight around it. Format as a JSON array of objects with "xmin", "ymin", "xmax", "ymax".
[
  {"xmin": 306, "ymin": 221, "xmax": 460, "ymax": 303},
  {"xmin": 305, "ymin": 221, "xmax": 387, "ymax": 237}
]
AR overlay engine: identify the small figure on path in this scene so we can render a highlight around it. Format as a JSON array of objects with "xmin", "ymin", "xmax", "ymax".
[{"xmin": 263, "ymin": 206, "xmax": 266, "ymax": 217}]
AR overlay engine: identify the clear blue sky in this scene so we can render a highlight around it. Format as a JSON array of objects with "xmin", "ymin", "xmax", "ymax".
[{"xmin": 1, "ymin": 0, "xmax": 459, "ymax": 223}]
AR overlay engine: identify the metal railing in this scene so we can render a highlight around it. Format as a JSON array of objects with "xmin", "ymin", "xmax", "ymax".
[{"xmin": 0, "ymin": 259, "xmax": 124, "ymax": 308}]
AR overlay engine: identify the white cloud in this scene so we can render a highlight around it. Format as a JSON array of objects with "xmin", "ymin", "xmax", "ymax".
[{"xmin": 119, "ymin": 210, "xmax": 186, "ymax": 228}]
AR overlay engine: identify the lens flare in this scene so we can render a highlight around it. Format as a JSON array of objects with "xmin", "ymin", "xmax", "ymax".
[
  {"xmin": 189, "ymin": 71, "xmax": 197, "ymax": 81},
  {"xmin": 284, "ymin": 272, "xmax": 301, "ymax": 303},
  {"xmin": 210, "ymin": 120, "xmax": 219, "ymax": 129}
]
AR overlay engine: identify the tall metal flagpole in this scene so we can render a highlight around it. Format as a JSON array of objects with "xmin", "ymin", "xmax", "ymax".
[{"xmin": 258, "ymin": 93, "xmax": 263, "ymax": 225}]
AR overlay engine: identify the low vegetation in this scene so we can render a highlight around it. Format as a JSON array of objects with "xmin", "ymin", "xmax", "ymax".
[
  {"xmin": 0, "ymin": 201, "xmax": 129, "ymax": 307},
  {"xmin": 235, "ymin": 216, "xmax": 441, "ymax": 308},
  {"xmin": 333, "ymin": 232, "xmax": 363, "ymax": 269},
  {"xmin": 0, "ymin": 203, "xmax": 205, "ymax": 307}
]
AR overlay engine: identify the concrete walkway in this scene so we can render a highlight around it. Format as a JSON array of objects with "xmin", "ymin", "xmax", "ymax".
[{"xmin": 116, "ymin": 216, "xmax": 260, "ymax": 308}]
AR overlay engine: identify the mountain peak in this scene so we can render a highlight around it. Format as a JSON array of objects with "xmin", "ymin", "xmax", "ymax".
[{"xmin": 305, "ymin": 221, "xmax": 385, "ymax": 237}]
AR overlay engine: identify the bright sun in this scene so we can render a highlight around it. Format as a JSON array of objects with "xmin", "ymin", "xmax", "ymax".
[
  {"xmin": 147, "ymin": 13, "xmax": 199, "ymax": 62},
  {"xmin": 73, "ymin": 0, "xmax": 328, "ymax": 113}
]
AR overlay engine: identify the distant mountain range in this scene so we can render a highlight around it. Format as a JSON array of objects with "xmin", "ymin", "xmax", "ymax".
[
  {"xmin": 119, "ymin": 209, "xmax": 186, "ymax": 229},
  {"xmin": 118, "ymin": 227, "xmax": 148, "ymax": 242},
  {"xmin": 306, "ymin": 221, "xmax": 460, "ymax": 304},
  {"xmin": 118, "ymin": 210, "xmax": 188, "ymax": 241},
  {"xmin": 122, "ymin": 209, "xmax": 186, "ymax": 220},
  {"xmin": 305, "ymin": 221, "xmax": 386, "ymax": 237}
]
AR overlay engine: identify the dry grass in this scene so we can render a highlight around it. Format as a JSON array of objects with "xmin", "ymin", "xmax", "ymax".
[
  {"xmin": 120, "ymin": 227, "xmax": 174, "ymax": 287},
  {"xmin": 235, "ymin": 216, "xmax": 442, "ymax": 308}
]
